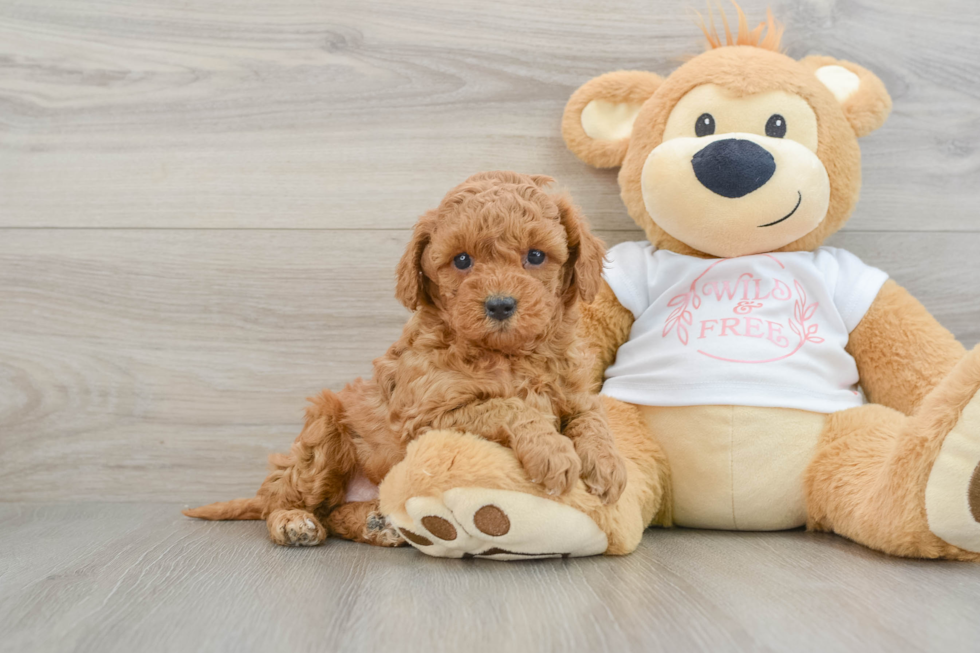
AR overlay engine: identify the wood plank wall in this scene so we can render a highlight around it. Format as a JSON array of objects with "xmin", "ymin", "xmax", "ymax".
[{"xmin": 1, "ymin": 0, "xmax": 978, "ymax": 502}]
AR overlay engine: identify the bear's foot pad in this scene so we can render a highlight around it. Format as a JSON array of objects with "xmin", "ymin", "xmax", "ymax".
[
  {"xmin": 926, "ymin": 391, "xmax": 980, "ymax": 552},
  {"xmin": 389, "ymin": 488, "xmax": 607, "ymax": 560}
]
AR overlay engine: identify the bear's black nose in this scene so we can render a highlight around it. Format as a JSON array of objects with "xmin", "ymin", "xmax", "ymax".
[
  {"xmin": 484, "ymin": 296, "xmax": 517, "ymax": 321},
  {"xmin": 691, "ymin": 138, "xmax": 776, "ymax": 198}
]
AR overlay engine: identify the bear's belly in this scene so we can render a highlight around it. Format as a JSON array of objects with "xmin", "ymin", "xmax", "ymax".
[{"xmin": 635, "ymin": 404, "xmax": 826, "ymax": 530}]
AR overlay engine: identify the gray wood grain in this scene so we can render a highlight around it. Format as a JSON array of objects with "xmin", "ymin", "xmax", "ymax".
[
  {"xmin": 0, "ymin": 0, "xmax": 978, "ymax": 232},
  {"xmin": 1, "ymin": 503, "xmax": 980, "ymax": 653},
  {"xmin": 1, "ymin": 229, "xmax": 978, "ymax": 502},
  {"xmin": 2, "ymin": 1, "xmax": 980, "ymax": 650}
]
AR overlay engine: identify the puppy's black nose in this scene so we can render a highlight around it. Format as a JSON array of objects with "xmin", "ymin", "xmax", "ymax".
[
  {"xmin": 692, "ymin": 138, "xmax": 776, "ymax": 198},
  {"xmin": 484, "ymin": 296, "xmax": 517, "ymax": 321}
]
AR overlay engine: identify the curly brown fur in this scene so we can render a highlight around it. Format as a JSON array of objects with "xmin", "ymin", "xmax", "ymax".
[
  {"xmin": 184, "ymin": 171, "xmax": 627, "ymax": 545},
  {"xmin": 326, "ymin": 500, "xmax": 403, "ymax": 547},
  {"xmin": 578, "ymin": 280, "xmax": 635, "ymax": 391}
]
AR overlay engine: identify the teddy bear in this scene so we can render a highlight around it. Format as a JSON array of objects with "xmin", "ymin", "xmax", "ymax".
[{"xmin": 377, "ymin": 7, "xmax": 980, "ymax": 560}]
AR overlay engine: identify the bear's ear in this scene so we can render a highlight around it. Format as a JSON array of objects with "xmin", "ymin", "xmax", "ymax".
[
  {"xmin": 801, "ymin": 56, "xmax": 892, "ymax": 138},
  {"xmin": 562, "ymin": 70, "xmax": 664, "ymax": 169}
]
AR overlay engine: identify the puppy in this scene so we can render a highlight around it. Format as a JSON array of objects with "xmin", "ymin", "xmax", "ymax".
[{"xmin": 184, "ymin": 171, "xmax": 628, "ymax": 546}]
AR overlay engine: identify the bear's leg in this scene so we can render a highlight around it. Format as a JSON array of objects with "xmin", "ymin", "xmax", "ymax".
[
  {"xmin": 805, "ymin": 346, "xmax": 980, "ymax": 560},
  {"xmin": 378, "ymin": 397, "xmax": 670, "ymax": 558}
]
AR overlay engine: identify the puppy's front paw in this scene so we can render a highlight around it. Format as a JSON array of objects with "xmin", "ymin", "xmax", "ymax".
[
  {"xmin": 579, "ymin": 445, "xmax": 628, "ymax": 505},
  {"xmin": 267, "ymin": 509, "xmax": 326, "ymax": 547},
  {"xmin": 517, "ymin": 433, "xmax": 582, "ymax": 496}
]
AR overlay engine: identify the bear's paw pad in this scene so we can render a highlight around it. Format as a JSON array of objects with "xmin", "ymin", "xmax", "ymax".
[
  {"xmin": 389, "ymin": 488, "xmax": 607, "ymax": 560},
  {"xmin": 926, "ymin": 391, "xmax": 980, "ymax": 552}
]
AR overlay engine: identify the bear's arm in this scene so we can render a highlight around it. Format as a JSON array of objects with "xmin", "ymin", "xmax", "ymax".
[
  {"xmin": 846, "ymin": 279, "xmax": 965, "ymax": 415},
  {"xmin": 578, "ymin": 280, "xmax": 635, "ymax": 391}
]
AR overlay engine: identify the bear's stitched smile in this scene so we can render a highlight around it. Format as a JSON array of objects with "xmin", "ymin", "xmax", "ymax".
[{"xmin": 758, "ymin": 191, "xmax": 803, "ymax": 228}]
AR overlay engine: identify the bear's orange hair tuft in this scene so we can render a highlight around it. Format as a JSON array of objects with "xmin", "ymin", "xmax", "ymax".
[{"xmin": 696, "ymin": 2, "xmax": 783, "ymax": 52}]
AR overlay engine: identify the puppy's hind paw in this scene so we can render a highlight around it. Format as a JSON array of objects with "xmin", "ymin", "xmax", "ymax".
[
  {"xmin": 268, "ymin": 509, "xmax": 327, "ymax": 547},
  {"xmin": 366, "ymin": 511, "xmax": 405, "ymax": 547}
]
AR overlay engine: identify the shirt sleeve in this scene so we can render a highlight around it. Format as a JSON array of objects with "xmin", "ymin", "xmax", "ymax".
[
  {"xmin": 602, "ymin": 240, "xmax": 655, "ymax": 319},
  {"xmin": 818, "ymin": 247, "xmax": 889, "ymax": 333}
]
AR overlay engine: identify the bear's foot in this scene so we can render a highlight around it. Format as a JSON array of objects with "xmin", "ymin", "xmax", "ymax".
[
  {"xmin": 389, "ymin": 488, "xmax": 608, "ymax": 560},
  {"xmin": 926, "ymin": 390, "xmax": 980, "ymax": 552}
]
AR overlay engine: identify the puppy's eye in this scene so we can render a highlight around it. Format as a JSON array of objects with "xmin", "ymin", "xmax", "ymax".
[
  {"xmin": 452, "ymin": 253, "xmax": 472, "ymax": 270},
  {"xmin": 765, "ymin": 114, "xmax": 787, "ymax": 138},
  {"xmin": 526, "ymin": 249, "xmax": 546, "ymax": 266},
  {"xmin": 695, "ymin": 113, "xmax": 715, "ymax": 137}
]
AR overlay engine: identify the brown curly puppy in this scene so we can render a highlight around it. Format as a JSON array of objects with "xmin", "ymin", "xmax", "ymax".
[{"xmin": 184, "ymin": 171, "xmax": 628, "ymax": 547}]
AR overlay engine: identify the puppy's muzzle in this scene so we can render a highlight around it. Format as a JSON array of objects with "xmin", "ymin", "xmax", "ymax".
[{"xmin": 484, "ymin": 295, "xmax": 517, "ymax": 321}]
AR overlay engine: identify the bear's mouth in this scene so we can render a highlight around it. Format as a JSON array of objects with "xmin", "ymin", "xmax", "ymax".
[{"xmin": 758, "ymin": 191, "xmax": 802, "ymax": 228}]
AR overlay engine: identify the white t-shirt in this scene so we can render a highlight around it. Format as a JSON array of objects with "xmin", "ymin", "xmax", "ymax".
[{"xmin": 601, "ymin": 242, "xmax": 888, "ymax": 413}]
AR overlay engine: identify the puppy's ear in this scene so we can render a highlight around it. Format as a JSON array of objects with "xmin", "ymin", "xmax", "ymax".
[
  {"xmin": 395, "ymin": 211, "xmax": 435, "ymax": 310},
  {"xmin": 557, "ymin": 197, "xmax": 605, "ymax": 305},
  {"xmin": 562, "ymin": 70, "xmax": 663, "ymax": 169},
  {"xmin": 801, "ymin": 56, "xmax": 892, "ymax": 137}
]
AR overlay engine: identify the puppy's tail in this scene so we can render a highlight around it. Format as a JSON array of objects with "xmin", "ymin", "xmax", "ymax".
[
  {"xmin": 183, "ymin": 496, "xmax": 265, "ymax": 521},
  {"xmin": 183, "ymin": 389, "xmax": 355, "ymax": 522}
]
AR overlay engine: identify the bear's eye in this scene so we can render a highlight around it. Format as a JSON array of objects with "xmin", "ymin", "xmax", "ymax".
[
  {"xmin": 695, "ymin": 113, "xmax": 715, "ymax": 137},
  {"xmin": 765, "ymin": 114, "xmax": 787, "ymax": 138},
  {"xmin": 453, "ymin": 253, "xmax": 472, "ymax": 270},
  {"xmin": 526, "ymin": 249, "xmax": 546, "ymax": 266}
]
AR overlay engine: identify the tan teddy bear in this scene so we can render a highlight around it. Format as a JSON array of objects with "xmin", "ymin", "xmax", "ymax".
[{"xmin": 379, "ymin": 8, "xmax": 980, "ymax": 560}]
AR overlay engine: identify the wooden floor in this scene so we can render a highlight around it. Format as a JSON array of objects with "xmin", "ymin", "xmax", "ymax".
[
  {"xmin": 2, "ymin": 0, "xmax": 980, "ymax": 650},
  {"xmin": 2, "ymin": 503, "xmax": 980, "ymax": 653}
]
